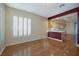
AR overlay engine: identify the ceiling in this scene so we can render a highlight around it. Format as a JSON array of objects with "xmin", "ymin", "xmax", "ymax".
[
  {"xmin": 52, "ymin": 13, "xmax": 77, "ymax": 23},
  {"xmin": 5, "ymin": 3, "xmax": 79, "ymax": 18}
]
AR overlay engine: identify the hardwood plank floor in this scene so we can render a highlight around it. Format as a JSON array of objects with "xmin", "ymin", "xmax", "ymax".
[{"xmin": 1, "ymin": 37, "xmax": 79, "ymax": 56}]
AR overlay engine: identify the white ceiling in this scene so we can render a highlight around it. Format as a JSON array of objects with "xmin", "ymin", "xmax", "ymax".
[{"xmin": 5, "ymin": 3, "xmax": 79, "ymax": 18}]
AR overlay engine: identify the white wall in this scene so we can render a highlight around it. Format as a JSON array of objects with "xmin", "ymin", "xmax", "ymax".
[
  {"xmin": 5, "ymin": 6, "xmax": 48, "ymax": 46},
  {"xmin": 0, "ymin": 4, "xmax": 5, "ymax": 55}
]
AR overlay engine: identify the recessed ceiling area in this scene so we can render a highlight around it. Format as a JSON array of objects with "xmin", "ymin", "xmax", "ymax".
[{"xmin": 5, "ymin": 3, "xmax": 79, "ymax": 18}]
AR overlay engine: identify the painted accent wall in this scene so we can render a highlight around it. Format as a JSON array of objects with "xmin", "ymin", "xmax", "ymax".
[
  {"xmin": 48, "ymin": 19, "xmax": 66, "ymax": 32},
  {"xmin": 48, "ymin": 20, "xmax": 53, "ymax": 29}
]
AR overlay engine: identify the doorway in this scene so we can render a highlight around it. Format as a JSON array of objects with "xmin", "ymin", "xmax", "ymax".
[{"xmin": 64, "ymin": 13, "xmax": 78, "ymax": 48}]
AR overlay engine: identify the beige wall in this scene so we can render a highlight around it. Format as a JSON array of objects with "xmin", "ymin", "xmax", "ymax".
[
  {"xmin": 65, "ymin": 13, "xmax": 77, "ymax": 35},
  {"xmin": 65, "ymin": 22, "xmax": 74, "ymax": 35},
  {"xmin": 0, "ymin": 4, "xmax": 5, "ymax": 55},
  {"xmin": 5, "ymin": 6, "xmax": 48, "ymax": 46}
]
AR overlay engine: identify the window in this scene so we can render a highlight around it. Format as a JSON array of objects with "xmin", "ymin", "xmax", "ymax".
[
  {"xmin": 19, "ymin": 17, "xmax": 23, "ymax": 36},
  {"xmin": 24, "ymin": 18, "xmax": 27, "ymax": 36},
  {"xmin": 13, "ymin": 16, "xmax": 31, "ymax": 37},
  {"xmin": 13, "ymin": 16, "xmax": 18, "ymax": 37},
  {"xmin": 28, "ymin": 18, "xmax": 31, "ymax": 36}
]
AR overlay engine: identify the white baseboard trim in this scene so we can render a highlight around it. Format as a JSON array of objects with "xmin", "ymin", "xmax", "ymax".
[
  {"xmin": 6, "ymin": 41, "xmax": 26, "ymax": 47},
  {"xmin": 6, "ymin": 38, "xmax": 45, "ymax": 47},
  {"xmin": 6, "ymin": 40, "xmax": 33, "ymax": 47},
  {"xmin": 0, "ymin": 46, "xmax": 6, "ymax": 55},
  {"xmin": 48, "ymin": 37, "xmax": 63, "ymax": 42}
]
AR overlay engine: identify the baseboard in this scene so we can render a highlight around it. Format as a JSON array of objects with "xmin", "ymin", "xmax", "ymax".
[
  {"xmin": 6, "ymin": 38, "xmax": 45, "ymax": 47},
  {"xmin": 0, "ymin": 46, "xmax": 6, "ymax": 55},
  {"xmin": 6, "ymin": 41, "xmax": 28, "ymax": 47},
  {"xmin": 48, "ymin": 37, "xmax": 63, "ymax": 42}
]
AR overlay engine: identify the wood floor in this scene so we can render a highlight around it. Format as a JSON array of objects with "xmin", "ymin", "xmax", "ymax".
[{"xmin": 1, "ymin": 37, "xmax": 79, "ymax": 56}]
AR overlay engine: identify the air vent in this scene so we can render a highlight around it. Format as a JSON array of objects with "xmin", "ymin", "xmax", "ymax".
[{"xmin": 59, "ymin": 4, "xmax": 65, "ymax": 8}]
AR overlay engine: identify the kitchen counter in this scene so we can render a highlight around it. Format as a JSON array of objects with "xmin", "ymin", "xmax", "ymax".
[{"xmin": 48, "ymin": 32, "xmax": 64, "ymax": 41}]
